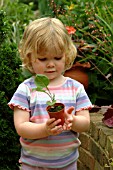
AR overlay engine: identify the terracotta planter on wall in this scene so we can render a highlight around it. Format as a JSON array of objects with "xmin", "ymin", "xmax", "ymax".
[
  {"xmin": 64, "ymin": 62, "xmax": 91, "ymax": 89},
  {"xmin": 46, "ymin": 103, "xmax": 65, "ymax": 126}
]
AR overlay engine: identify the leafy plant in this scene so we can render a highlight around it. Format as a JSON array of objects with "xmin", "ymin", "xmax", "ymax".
[
  {"xmin": 38, "ymin": 0, "xmax": 65, "ymax": 16},
  {"xmin": 0, "ymin": 0, "xmax": 35, "ymax": 45},
  {"xmin": 102, "ymin": 105, "xmax": 113, "ymax": 128},
  {"xmin": 91, "ymin": 104, "xmax": 113, "ymax": 128},
  {"xmin": 47, "ymin": 0, "xmax": 113, "ymax": 106},
  {"xmin": 34, "ymin": 74, "xmax": 56, "ymax": 106},
  {"xmin": 33, "ymin": 74, "xmax": 65, "ymax": 126},
  {"xmin": 0, "ymin": 10, "xmax": 21, "ymax": 170},
  {"xmin": 0, "ymin": 1, "xmax": 35, "ymax": 169},
  {"xmin": 34, "ymin": 74, "xmax": 63, "ymax": 112}
]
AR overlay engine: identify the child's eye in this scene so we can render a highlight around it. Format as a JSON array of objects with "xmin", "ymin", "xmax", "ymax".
[
  {"xmin": 38, "ymin": 58, "xmax": 47, "ymax": 61},
  {"xmin": 55, "ymin": 57, "xmax": 62, "ymax": 60}
]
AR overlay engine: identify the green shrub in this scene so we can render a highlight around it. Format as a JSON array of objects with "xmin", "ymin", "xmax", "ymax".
[
  {"xmin": 0, "ymin": 10, "xmax": 21, "ymax": 170},
  {"xmin": 0, "ymin": 1, "xmax": 35, "ymax": 168}
]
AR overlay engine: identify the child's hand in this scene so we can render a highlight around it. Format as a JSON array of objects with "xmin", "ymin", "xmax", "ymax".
[
  {"xmin": 63, "ymin": 106, "xmax": 75, "ymax": 130},
  {"xmin": 45, "ymin": 118, "xmax": 63, "ymax": 136}
]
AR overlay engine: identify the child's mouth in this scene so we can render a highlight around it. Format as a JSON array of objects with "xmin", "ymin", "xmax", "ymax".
[{"xmin": 46, "ymin": 71, "xmax": 55, "ymax": 73}]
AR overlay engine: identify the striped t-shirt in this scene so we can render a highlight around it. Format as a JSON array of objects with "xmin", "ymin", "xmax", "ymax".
[{"xmin": 8, "ymin": 76, "xmax": 92, "ymax": 168}]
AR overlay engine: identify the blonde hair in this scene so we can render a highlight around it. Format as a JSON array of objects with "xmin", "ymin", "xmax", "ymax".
[{"xmin": 19, "ymin": 17, "xmax": 77, "ymax": 73}]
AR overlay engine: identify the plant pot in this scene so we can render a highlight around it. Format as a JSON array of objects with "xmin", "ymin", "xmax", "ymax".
[
  {"xmin": 64, "ymin": 62, "xmax": 91, "ymax": 89},
  {"xmin": 46, "ymin": 103, "xmax": 65, "ymax": 126}
]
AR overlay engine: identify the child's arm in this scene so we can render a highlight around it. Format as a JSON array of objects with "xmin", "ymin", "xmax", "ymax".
[
  {"xmin": 14, "ymin": 107, "xmax": 63, "ymax": 139},
  {"xmin": 71, "ymin": 110, "xmax": 90, "ymax": 132},
  {"xmin": 64, "ymin": 108, "xmax": 90, "ymax": 133}
]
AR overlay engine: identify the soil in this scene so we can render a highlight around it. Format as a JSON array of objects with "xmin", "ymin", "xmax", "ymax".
[{"xmin": 48, "ymin": 105, "xmax": 63, "ymax": 112}]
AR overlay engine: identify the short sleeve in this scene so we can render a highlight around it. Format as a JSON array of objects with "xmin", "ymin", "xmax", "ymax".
[
  {"xmin": 8, "ymin": 83, "xmax": 31, "ymax": 112},
  {"xmin": 75, "ymin": 85, "xmax": 93, "ymax": 111}
]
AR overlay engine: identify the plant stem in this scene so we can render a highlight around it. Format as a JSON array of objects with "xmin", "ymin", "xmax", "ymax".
[
  {"xmin": 44, "ymin": 91, "xmax": 53, "ymax": 102},
  {"xmin": 89, "ymin": 59, "xmax": 113, "ymax": 86},
  {"xmin": 79, "ymin": 51, "xmax": 113, "ymax": 86}
]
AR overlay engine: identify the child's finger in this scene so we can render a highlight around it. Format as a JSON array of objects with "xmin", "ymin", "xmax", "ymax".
[
  {"xmin": 46, "ymin": 118, "xmax": 56, "ymax": 126},
  {"xmin": 51, "ymin": 126, "xmax": 63, "ymax": 135},
  {"xmin": 66, "ymin": 106, "xmax": 75, "ymax": 114}
]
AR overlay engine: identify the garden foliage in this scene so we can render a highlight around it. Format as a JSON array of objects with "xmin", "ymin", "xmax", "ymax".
[
  {"xmin": 41, "ymin": 0, "xmax": 113, "ymax": 106},
  {"xmin": 0, "ymin": 1, "xmax": 34, "ymax": 169},
  {"xmin": 0, "ymin": 10, "xmax": 21, "ymax": 170}
]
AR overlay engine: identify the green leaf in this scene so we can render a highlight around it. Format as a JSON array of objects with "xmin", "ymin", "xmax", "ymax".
[
  {"xmin": 34, "ymin": 74, "xmax": 56, "ymax": 104},
  {"xmin": 36, "ymin": 87, "xmax": 45, "ymax": 92},
  {"xmin": 34, "ymin": 74, "xmax": 49, "ymax": 90},
  {"xmin": 46, "ymin": 101, "xmax": 53, "ymax": 106},
  {"xmin": 46, "ymin": 100, "xmax": 56, "ymax": 106}
]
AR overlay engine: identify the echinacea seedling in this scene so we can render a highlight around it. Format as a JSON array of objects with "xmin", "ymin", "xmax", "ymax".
[
  {"xmin": 33, "ymin": 74, "xmax": 56, "ymax": 106},
  {"xmin": 33, "ymin": 74, "xmax": 65, "ymax": 125}
]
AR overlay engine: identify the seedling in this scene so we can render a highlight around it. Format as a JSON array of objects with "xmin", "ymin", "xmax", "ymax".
[
  {"xmin": 33, "ymin": 74, "xmax": 65, "ymax": 125},
  {"xmin": 33, "ymin": 74, "xmax": 63, "ymax": 111}
]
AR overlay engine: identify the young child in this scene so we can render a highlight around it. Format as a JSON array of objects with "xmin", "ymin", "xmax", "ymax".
[{"xmin": 8, "ymin": 17, "xmax": 93, "ymax": 170}]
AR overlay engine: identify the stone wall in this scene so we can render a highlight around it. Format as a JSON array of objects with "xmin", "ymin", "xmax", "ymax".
[{"xmin": 78, "ymin": 111, "xmax": 113, "ymax": 170}]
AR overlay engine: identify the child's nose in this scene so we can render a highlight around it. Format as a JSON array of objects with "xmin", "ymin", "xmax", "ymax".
[{"xmin": 47, "ymin": 60, "xmax": 55, "ymax": 67}]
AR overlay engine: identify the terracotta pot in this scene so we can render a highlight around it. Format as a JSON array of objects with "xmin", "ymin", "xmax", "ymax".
[
  {"xmin": 46, "ymin": 103, "xmax": 65, "ymax": 126},
  {"xmin": 64, "ymin": 62, "xmax": 91, "ymax": 89}
]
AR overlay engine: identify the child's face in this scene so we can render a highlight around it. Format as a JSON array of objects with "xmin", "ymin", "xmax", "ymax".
[{"xmin": 31, "ymin": 53, "xmax": 65, "ymax": 80}]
